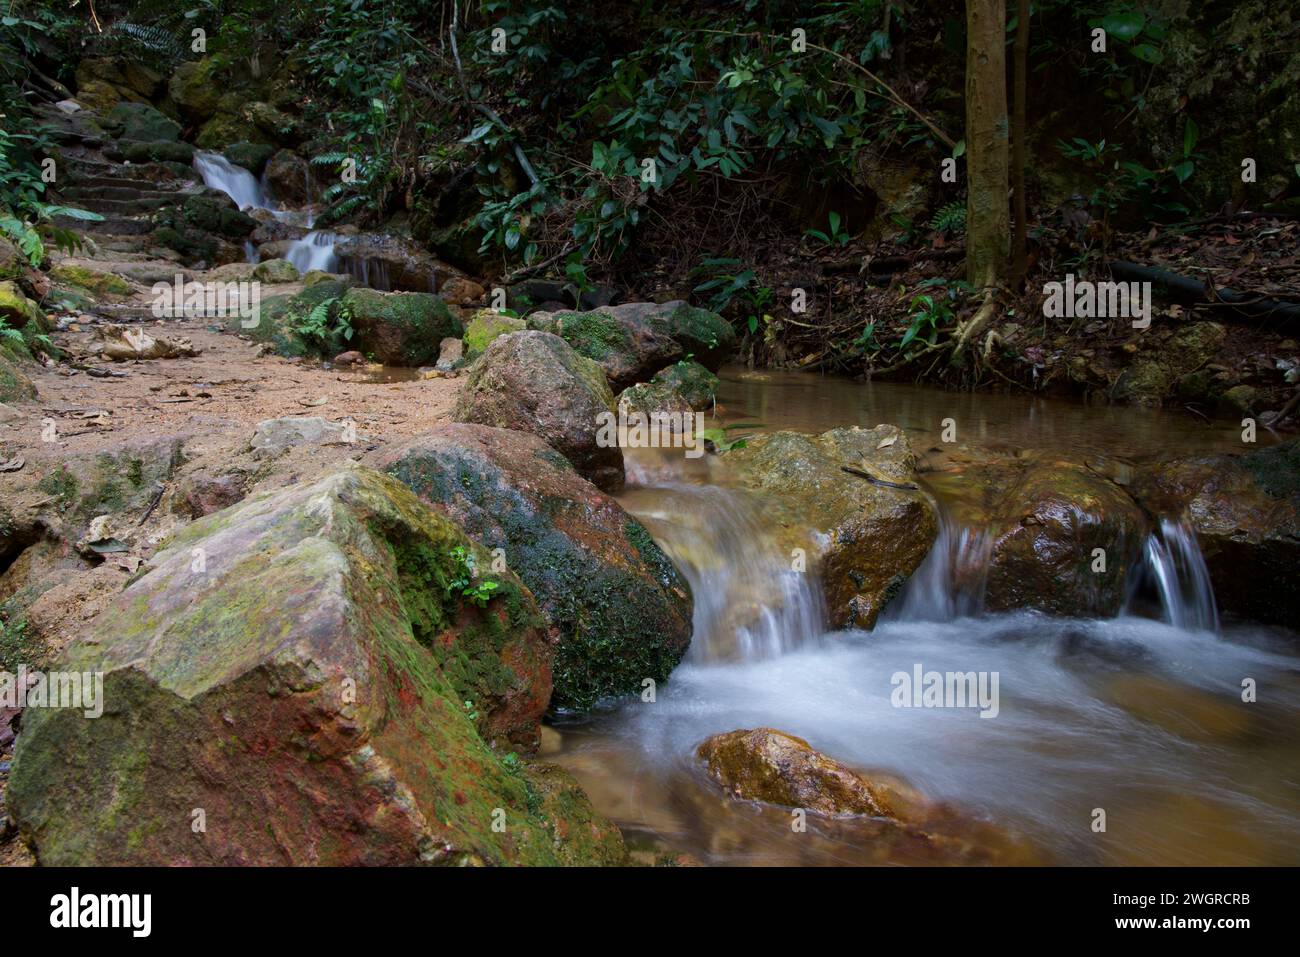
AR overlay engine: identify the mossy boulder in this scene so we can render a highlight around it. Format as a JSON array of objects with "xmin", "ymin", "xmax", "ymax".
[
  {"xmin": 264, "ymin": 149, "xmax": 312, "ymax": 205},
  {"xmin": 7, "ymin": 467, "xmax": 627, "ymax": 865},
  {"xmin": 0, "ymin": 236, "xmax": 24, "ymax": 282},
  {"xmin": 726, "ymin": 425, "xmax": 936, "ymax": 629},
  {"xmin": 618, "ymin": 360, "xmax": 718, "ymax": 416},
  {"xmin": 454, "ymin": 330, "xmax": 624, "ymax": 490},
  {"xmin": 378, "ymin": 423, "xmax": 693, "ymax": 710},
  {"xmin": 231, "ymin": 280, "xmax": 356, "ymax": 358},
  {"xmin": 0, "ymin": 351, "xmax": 37, "ymax": 403},
  {"xmin": 105, "ymin": 101, "xmax": 180, "ymax": 142},
  {"xmin": 223, "ymin": 141, "xmax": 276, "ymax": 174},
  {"xmin": 182, "ymin": 194, "xmax": 258, "ymax": 239},
  {"xmin": 1130, "ymin": 440, "xmax": 1300, "ymax": 628},
  {"xmin": 1115, "ymin": 322, "xmax": 1226, "ymax": 405},
  {"xmin": 529, "ymin": 301, "xmax": 735, "ymax": 389},
  {"xmin": 0, "ymin": 280, "xmax": 48, "ymax": 332},
  {"xmin": 252, "ymin": 258, "xmax": 300, "ymax": 284},
  {"xmin": 463, "ymin": 310, "xmax": 527, "ymax": 360},
  {"xmin": 48, "ymin": 264, "xmax": 132, "ymax": 298},
  {"xmin": 167, "ymin": 58, "xmax": 222, "ymax": 122},
  {"xmin": 339, "ymin": 287, "xmax": 462, "ymax": 366},
  {"xmin": 121, "ymin": 140, "xmax": 195, "ymax": 165}
]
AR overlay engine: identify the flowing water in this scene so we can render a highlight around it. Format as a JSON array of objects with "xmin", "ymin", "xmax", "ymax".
[
  {"xmin": 193, "ymin": 151, "xmax": 343, "ymax": 276},
  {"xmin": 547, "ymin": 368, "xmax": 1300, "ymax": 866}
]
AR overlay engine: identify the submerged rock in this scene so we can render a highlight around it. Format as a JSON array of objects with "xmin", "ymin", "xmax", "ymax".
[
  {"xmin": 453, "ymin": 330, "xmax": 624, "ymax": 491},
  {"xmin": 695, "ymin": 727, "xmax": 1040, "ymax": 863},
  {"xmin": 377, "ymin": 423, "xmax": 693, "ymax": 709},
  {"xmin": 725, "ymin": 425, "xmax": 936, "ymax": 629},
  {"xmin": 528, "ymin": 301, "xmax": 736, "ymax": 389},
  {"xmin": 1130, "ymin": 439, "xmax": 1300, "ymax": 628},
  {"xmin": 6, "ymin": 468, "xmax": 627, "ymax": 865},
  {"xmin": 697, "ymin": 728, "xmax": 897, "ymax": 817}
]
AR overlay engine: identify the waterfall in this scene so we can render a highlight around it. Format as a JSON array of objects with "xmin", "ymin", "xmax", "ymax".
[
  {"xmin": 1128, "ymin": 517, "xmax": 1219, "ymax": 633},
  {"xmin": 284, "ymin": 231, "xmax": 339, "ymax": 274},
  {"xmin": 193, "ymin": 152, "xmax": 276, "ymax": 212},
  {"xmin": 620, "ymin": 453, "xmax": 824, "ymax": 663},
  {"xmin": 887, "ymin": 498, "xmax": 993, "ymax": 623}
]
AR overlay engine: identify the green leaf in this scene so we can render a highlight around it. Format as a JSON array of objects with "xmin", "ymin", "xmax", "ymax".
[
  {"xmin": 1130, "ymin": 43, "xmax": 1163, "ymax": 64},
  {"xmin": 1102, "ymin": 11, "xmax": 1146, "ymax": 41},
  {"xmin": 1183, "ymin": 118, "xmax": 1199, "ymax": 157},
  {"xmin": 1173, "ymin": 160, "xmax": 1195, "ymax": 183}
]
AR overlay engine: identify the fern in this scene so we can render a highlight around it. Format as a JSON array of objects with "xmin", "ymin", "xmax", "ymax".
[
  {"xmin": 104, "ymin": 22, "xmax": 185, "ymax": 64},
  {"xmin": 928, "ymin": 202, "xmax": 967, "ymax": 235}
]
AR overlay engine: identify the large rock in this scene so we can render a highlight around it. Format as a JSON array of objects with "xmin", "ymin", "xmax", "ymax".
[
  {"xmin": 104, "ymin": 101, "xmax": 180, "ymax": 142},
  {"xmin": 980, "ymin": 461, "xmax": 1148, "ymax": 617},
  {"xmin": 1115, "ymin": 322, "xmax": 1227, "ymax": 405},
  {"xmin": 1130, "ymin": 440, "xmax": 1300, "ymax": 628},
  {"xmin": 377, "ymin": 423, "xmax": 693, "ymax": 709},
  {"xmin": 340, "ymin": 287, "xmax": 463, "ymax": 366},
  {"xmin": 618, "ymin": 360, "xmax": 718, "ymax": 416},
  {"xmin": 463, "ymin": 309, "xmax": 526, "ymax": 361},
  {"xmin": 7, "ymin": 468, "xmax": 627, "ymax": 865},
  {"xmin": 454, "ymin": 330, "xmax": 624, "ymax": 490},
  {"xmin": 529, "ymin": 301, "xmax": 736, "ymax": 389},
  {"xmin": 167, "ymin": 58, "xmax": 222, "ymax": 122},
  {"xmin": 725, "ymin": 426, "xmax": 936, "ymax": 629},
  {"xmin": 334, "ymin": 235, "xmax": 467, "ymax": 293},
  {"xmin": 264, "ymin": 149, "xmax": 312, "ymax": 205},
  {"xmin": 182, "ymin": 193, "xmax": 258, "ymax": 239},
  {"xmin": 0, "ymin": 280, "xmax": 47, "ymax": 333},
  {"xmin": 233, "ymin": 280, "xmax": 355, "ymax": 358},
  {"xmin": 0, "ymin": 351, "xmax": 36, "ymax": 403}
]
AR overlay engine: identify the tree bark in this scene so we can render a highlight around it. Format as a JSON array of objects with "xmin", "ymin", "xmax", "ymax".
[
  {"xmin": 965, "ymin": 0, "xmax": 1010, "ymax": 292},
  {"xmin": 1011, "ymin": 0, "xmax": 1030, "ymax": 284}
]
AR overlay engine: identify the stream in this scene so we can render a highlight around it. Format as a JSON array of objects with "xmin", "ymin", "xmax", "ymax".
[
  {"xmin": 186, "ymin": 153, "xmax": 1300, "ymax": 865},
  {"xmin": 549, "ymin": 369, "xmax": 1300, "ymax": 866}
]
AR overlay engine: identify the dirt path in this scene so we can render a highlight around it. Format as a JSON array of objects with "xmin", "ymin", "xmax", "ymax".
[{"xmin": 6, "ymin": 318, "xmax": 461, "ymax": 460}]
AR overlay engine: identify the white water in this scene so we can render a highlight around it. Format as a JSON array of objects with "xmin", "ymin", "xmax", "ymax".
[
  {"xmin": 567, "ymin": 447, "xmax": 1300, "ymax": 865},
  {"xmin": 193, "ymin": 152, "xmax": 277, "ymax": 212},
  {"xmin": 285, "ymin": 231, "xmax": 339, "ymax": 274},
  {"xmin": 1129, "ymin": 516, "xmax": 1220, "ymax": 633},
  {"xmin": 193, "ymin": 151, "xmax": 343, "ymax": 277}
]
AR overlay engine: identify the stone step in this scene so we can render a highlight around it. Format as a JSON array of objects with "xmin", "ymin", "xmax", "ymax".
[
  {"xmin": 61, "ymin": 183, "xmax": 188, "ymax": 201},
  {"xmin": 62, "ymin": 174, "xmax": 194, "ymax": 193},
  {"xmin": 56, "ymin": 214, "xmax": 154, "ymax": 236},
  {"xmin": 70, "ymin": 196, "xmax": 174, "ymax": 216}
]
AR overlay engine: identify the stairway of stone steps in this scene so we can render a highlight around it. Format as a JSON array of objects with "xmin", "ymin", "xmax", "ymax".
[{"xmin": 36, "ymin": 103, "xmax": 205, "ymax": 258}]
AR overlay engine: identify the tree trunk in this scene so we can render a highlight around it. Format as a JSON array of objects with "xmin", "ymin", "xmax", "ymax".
[
  {"xmin": 1011, "ymin": 0, "xmax": 1030, "ymax": 284},
  {"xmin": 964, "ymin": 0, "xmax": 1010, "ymax": 292},
  {"xmin": 951, "ymin": 0, "xmax": 1011, "ymax": 364}
]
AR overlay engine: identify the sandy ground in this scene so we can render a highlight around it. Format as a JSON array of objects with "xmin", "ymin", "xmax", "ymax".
[{"xmin": 5, "ymin": 317, "xmax": 461, "ymax": 459}]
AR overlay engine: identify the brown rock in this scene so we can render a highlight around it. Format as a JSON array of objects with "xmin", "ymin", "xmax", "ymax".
[
  {"xmin": 697, "ymin": 727, "xmax": 897, "ymax": 817},
  {"xmin": 439, "ymin": 276, "xmax": 485, "ymax": 306},
  {"xmin": 725, "ymin": 425, "xmax": 936, "ymax": 629},
  {"xmin": 453, "ymin": 330, "xmax": 624, "ymax": 491}
]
